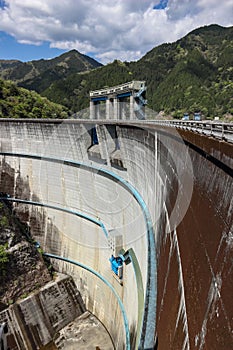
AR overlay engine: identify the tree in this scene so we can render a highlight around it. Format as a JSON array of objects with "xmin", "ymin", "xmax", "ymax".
[{"xmin": 0, "ymin": 244, "xmax": 9, "ymax": 276}]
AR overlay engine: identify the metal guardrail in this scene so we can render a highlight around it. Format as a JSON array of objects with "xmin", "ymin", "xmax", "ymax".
[
  {"xmin": 143, "ymin": 120, "xmax": 233, "ymax": 143},
  {"xmin": 0, "ymin": 118, "xmax": 232, "ymax": 145},
  {"xmin": 79, "ymin": 118, "xmax": 233, "ymax": 143}
]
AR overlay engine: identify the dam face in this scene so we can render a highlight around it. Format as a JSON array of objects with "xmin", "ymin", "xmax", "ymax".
[{"xmin": 0, "ymin": 119, "xmax": 232, "ymax": 349}]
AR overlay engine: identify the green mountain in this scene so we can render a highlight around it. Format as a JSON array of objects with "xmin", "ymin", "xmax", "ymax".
[
  {"xmin": 140, "ymin": 24, "xmax": 233, "ymax": 118},
  {"xmin": 0, "ymin": 79, "xmax": 69, "ymax": 118},
  {"xmin": 42, "ymin": 24, "xmax": 233, "ymax": 118},
  {"xmin": 0, "ymin": 50, "xmax": 102, "ymax": 93},
  {"xmin": 0, "ymin": 24, "xmax": 232, "ymax": 118}
]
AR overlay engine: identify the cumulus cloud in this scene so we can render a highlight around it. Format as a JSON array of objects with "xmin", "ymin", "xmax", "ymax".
[{"xmin": 0, "ymin": 0, "xmax": 232, "ymax": 63}]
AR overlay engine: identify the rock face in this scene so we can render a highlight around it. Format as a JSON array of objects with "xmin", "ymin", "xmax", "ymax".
[{"xmin": 0, "ymin": 199, "xmax": 52, "ymax": 310}]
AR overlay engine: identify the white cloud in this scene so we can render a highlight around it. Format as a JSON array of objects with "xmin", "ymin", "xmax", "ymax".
[{"xmin": 0, "ymin": 0, "xmax": 232, "ymax": 63}]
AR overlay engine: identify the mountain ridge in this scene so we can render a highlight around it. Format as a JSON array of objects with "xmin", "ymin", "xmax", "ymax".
[
  {"xmin": 0, "ymin": 49, "xmax": 102, "ymax": 92},
  {"xmin": 0, "ymin": 24, "xmax": 232, "ymax": 119}
]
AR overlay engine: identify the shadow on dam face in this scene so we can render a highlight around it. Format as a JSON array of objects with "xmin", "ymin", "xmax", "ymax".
[{"xmin": 0, "ymin": 118, "xmax": 232, "ymax": 350}]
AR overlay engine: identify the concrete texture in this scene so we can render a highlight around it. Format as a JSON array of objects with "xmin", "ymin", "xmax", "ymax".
[
  {"xmin": 0, "ymin": 119, "xmax": 232, "ymax": 349},
  {"xmin": 0, "ymin": 273, "xmax": 85, "ymax": 349},
  {"xmin": 55, "ymin": 311, "xmax": 114, "ymax": 349}
]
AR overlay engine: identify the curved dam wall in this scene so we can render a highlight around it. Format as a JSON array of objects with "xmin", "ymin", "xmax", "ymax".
[{"xmin": 0, "ymin": 119, "xmax": 232, "ymax": 349}]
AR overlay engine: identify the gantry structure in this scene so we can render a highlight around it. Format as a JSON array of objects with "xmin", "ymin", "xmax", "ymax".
[{"xmin": 90, "ymin": 81, "xmax": 147, "ymax": 120}]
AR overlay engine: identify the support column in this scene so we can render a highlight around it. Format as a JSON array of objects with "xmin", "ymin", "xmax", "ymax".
[
  {"xmin": 96, "ymin": 101, "xmax": 101, "ymax": 120},
  {"xmin": 96, "ymin": 125, "xmax": 108, "ymax": 163},
  {"xmin": 130, "ymin": 94, "xmax": 135, "ymax": 120},
  {"xmin": 109, "ymin": 98, "xmax": 114, "ymax": 119},
  {"xmin": 113, "ymin": 97, "xmax": 119, "ymax": 120},
  {"xmin": 106, "ymin": 99, "xmax": 110, "ymax": 120},
  {"xmin": 118, "ymin": 98, "xmax": 122, "ymax": 120},
  {"xmin": 90, "ymin": 100, "xmax": 95, "ymax": 119},
  {"xmin": 121, "ymin": 100, "xmax": 127, "ymax": 120}
]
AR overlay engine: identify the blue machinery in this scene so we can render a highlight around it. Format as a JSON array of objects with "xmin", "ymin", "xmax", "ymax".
[
  {"xmin": 0, "ymin": 151, "xmax": 157, "ymax": 350},
  {"xmin": 109, "ymin": 251, "xmax": 132, "ymax": 283},
  {"xmin": 134, "ymin": 86, "xmax": 147, "ymax": 120},
  {"xmin": 109, "ymin": 255, "xmax": 124, "ymax": 279}
]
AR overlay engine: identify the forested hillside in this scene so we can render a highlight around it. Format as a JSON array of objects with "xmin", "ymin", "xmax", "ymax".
[
  {"xmin": 0, "ymin": 50, "xmax": 102, "ymax": 94},
  {"xmin": 139, "ymin": 24, "xmax": 233, "ymax": 118},
  {"xmin": 42, "ymin": 24, "xmax": 233, "ymax": 118},
  {"xmin": 0, "ymin": 79, "xmax": 69, "ymax": 118},
  {"xmin": 0, "ymin": 24, "xmax": 232, "ymax": 119}
]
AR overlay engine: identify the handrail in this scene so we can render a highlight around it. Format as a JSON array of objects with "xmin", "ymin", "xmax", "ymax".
[
  {"xmin": 0, "ymin": 197, "xmax": 108, "ymax": 238},
  {"xmin": 0, "ymin": 322, "xmax": 7, "ymax": 350},
  {"xmin": 72, "ymin": 118, "xmax": 232, "ymax": 143},
  {"xmin": 141, "ymin": 120, "xmax": 233, "ymax": 143}
]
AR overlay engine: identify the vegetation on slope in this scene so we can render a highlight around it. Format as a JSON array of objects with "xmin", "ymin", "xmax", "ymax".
[
  {"xmin": 43, "ymin": 59, "xmax": 132, "ymax": 111},
  {"xmin": 0, "ymin": 24, "xmax": 232, "ymax": 119},
  {"xmin": 139, "ymin": 24, "xmax": 233, "ymax": 118},
  {"xmin": 0, "ymin": 79, "xmax": 69, "ymax": 118},
  {"xmin": 0, "ymin": 49, "xmax": 102, "ymax": 92},
  {"xmin": 43, "ymin": 24, "xmax": 233, "ymax": 118}
]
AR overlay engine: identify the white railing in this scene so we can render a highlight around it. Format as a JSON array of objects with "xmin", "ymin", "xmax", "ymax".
[
  {"xmin": 141, "ymin": 120, "xmax": 233, "ymax": 143},
  {"xmin": 87, "ymin": 118, "xmax": 233, "ymax": 143},
  {"xmin": 90, "ymin": 81, "xmax": 145, "ymax": 97}
]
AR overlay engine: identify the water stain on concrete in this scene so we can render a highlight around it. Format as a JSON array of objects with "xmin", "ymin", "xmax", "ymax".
[{"xmin": 54, "ymin": 311, "xmax": 114, "ymax": 350}]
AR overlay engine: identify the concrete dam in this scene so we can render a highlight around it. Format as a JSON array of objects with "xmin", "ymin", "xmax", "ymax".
[{"xmin": 0, "ymin": 117, "xmax": 232, "ymax": 350}]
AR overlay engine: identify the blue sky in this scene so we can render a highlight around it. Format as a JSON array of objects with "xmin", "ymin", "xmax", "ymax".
[
  {"xmin": 0, "ymin": 0, "xmax": 232, "ymax": 64},
  {"xmin": 154, "ymin": 0, "xmax": 169, "ymax": 10},
  {"xmin": 0, "ymin": 32, "xmax": 66, "ymax": 61}
]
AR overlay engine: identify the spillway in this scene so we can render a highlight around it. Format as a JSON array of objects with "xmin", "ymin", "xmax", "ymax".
[{"xmin": 0, "ymin": 119, "xmax": 232, "ymax": 349}]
